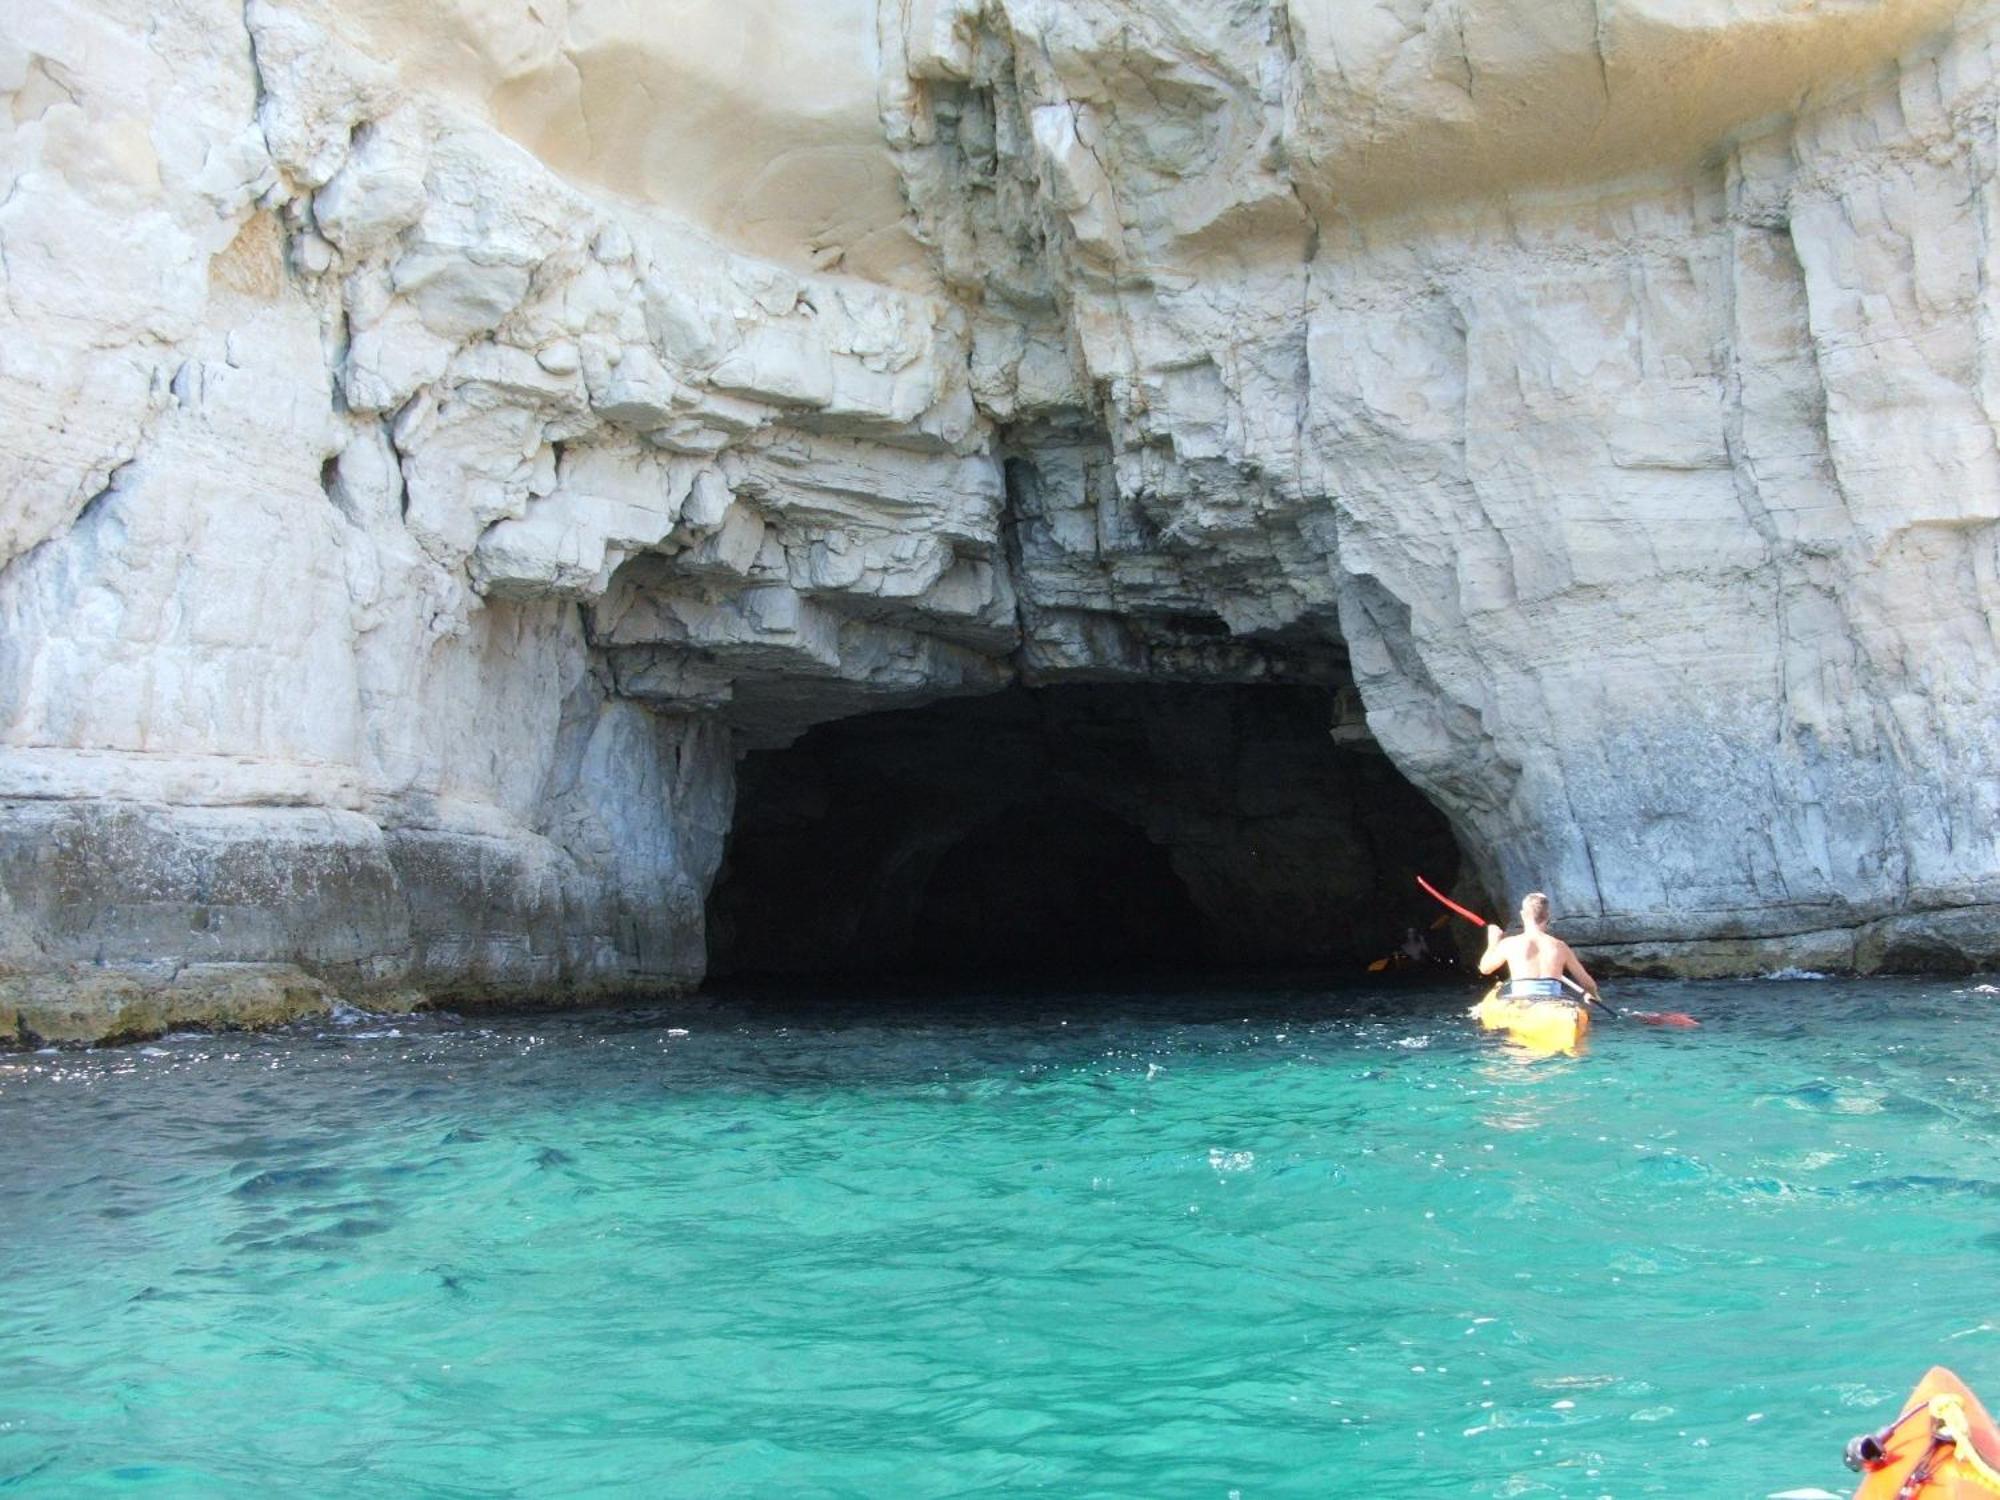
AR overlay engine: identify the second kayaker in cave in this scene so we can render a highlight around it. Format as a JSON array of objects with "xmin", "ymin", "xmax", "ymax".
[{"xmin": 1477, "ymin": 891, "xmax": 1602, "ymax": 1003}]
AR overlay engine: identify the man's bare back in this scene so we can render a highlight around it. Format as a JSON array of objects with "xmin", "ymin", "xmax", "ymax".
[{"xmin": 1477, "ymin": 892, "xmax": 1600, "ymax": 999}]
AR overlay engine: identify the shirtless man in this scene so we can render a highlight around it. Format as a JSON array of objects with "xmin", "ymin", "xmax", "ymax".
[{"xmin": 1477, "ymin": 892, "xmax": 1601, "ymax": 1002}]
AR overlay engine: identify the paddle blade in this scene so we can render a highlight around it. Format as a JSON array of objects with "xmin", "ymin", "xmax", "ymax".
[{"xmin": 1637, "ymin": 1011, "xmax": 1700, "ymax": 1028}]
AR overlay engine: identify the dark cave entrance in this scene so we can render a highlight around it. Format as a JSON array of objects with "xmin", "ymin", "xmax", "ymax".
[
  {"xmin": 909, "ymin": 800, "xmax": 1207, "ymax": 973},
  {"xmin": 706, "ymin": 683, "xmax": 1466, "ymax": 981}
]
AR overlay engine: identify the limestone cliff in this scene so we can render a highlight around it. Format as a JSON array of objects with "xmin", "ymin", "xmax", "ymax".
[{"xmin": 2, "ymin": 0, "xmax": 1996, "ymax": 1041}]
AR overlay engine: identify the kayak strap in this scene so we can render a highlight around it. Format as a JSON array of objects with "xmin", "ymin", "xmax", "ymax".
[
  {"xmin": 1891, "ymin": 1395, "xmax": 2000, "ymax": 1497},
  {"xmin": 1932, "ymin": 1394, "xmax": 2000, "ymax": 1493}
]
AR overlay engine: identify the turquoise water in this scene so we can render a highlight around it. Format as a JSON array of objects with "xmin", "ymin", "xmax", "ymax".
[{"xmin": 4, "ymin": 977, "xmax": 2000, "ymax": 1497}]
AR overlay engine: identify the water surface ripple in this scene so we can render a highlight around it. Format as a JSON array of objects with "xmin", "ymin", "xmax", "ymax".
[{"xmin": 4, "ymin": 977, "xmax": 1999, "ymax": 1497}]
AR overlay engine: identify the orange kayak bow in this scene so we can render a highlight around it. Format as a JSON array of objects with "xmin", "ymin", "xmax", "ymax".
[{"xmin": 1848, "ymin": 1367, "xmax": 2000, "ymax": 1498}]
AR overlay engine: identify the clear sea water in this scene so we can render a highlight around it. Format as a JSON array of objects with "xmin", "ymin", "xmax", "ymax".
[{"xmin": 4, "ymin": 975, "xmax": 2000, "ymax": 1498}]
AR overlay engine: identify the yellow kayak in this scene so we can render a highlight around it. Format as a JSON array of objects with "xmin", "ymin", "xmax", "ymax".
[{"xmin": 1472, "ymin": 982, "xmax": 1590, "ymax": 1054}]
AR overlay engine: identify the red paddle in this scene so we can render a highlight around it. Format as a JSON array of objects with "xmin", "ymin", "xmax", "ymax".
[
  {"xmin": 1416, "ymin": 876, "xmax": 1700, "ymax": 1028},
  {"xmin": 1416, "ymin": 875, "xmax": 1488, "ymax": 930}
]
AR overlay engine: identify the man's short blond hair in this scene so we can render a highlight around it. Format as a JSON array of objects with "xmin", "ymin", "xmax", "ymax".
[{"xmin": 1522, "ymin": 892, "xmax": 1551, "ymax": 925}]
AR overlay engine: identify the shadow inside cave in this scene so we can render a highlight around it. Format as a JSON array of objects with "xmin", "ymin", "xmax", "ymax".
[{"xmin": 705, "ymin": 683, "xmax": 1469, "ymax": 987}]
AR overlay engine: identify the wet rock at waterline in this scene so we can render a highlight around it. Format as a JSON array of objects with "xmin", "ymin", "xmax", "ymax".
[{"xmin": 3, "ymin": 0, "xmax": 1997, "ymax": 1041}]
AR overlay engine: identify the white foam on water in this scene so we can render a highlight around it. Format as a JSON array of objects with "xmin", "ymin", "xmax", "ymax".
[{"xmin": 1761, "ymin": 968, "xmax": 1830, "ymax": 981}]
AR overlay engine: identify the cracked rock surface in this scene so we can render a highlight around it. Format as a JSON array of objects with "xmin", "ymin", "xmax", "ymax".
[{"xmin": 2, "ymin": 0, "xmax": 1996, "ymax": 1040}]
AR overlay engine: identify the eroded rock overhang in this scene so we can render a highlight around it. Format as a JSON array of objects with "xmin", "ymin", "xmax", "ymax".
[{"xmin": 3, "ymin": 0, "xmax": 1998, "ymax": 1041}]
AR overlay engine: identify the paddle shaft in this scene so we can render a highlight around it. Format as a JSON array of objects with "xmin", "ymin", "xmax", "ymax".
[
  {"xmin": 1557, "ymin": 973, "xmax": 1619, "ymax": 1020},
  {"xmin": 1415, "ymin": 875, "xmax": 1484, "ymax": 928}
]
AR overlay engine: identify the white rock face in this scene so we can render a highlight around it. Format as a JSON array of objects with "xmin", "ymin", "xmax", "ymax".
[
  {"xmin": 884, "ymin": 0, "xmax": 2000, "ymax": 973},
  {"xmin": 1, "ymin": 0, "xmax": 1995, "ymax": 1038}
]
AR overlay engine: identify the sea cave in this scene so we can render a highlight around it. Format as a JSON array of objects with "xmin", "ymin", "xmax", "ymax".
[{"xmin": 707, "ymin": 683, "xmax": 1464, "ymax": 981}]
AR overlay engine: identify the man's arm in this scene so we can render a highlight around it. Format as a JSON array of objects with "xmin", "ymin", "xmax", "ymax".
[
  {"xmin": 1478, "ymin": 925, "xmax": 1508, "ymax": 975},
  {"xmin": 1561, "ymin": 943, "xmax": 1600, "ymax": 999}
]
